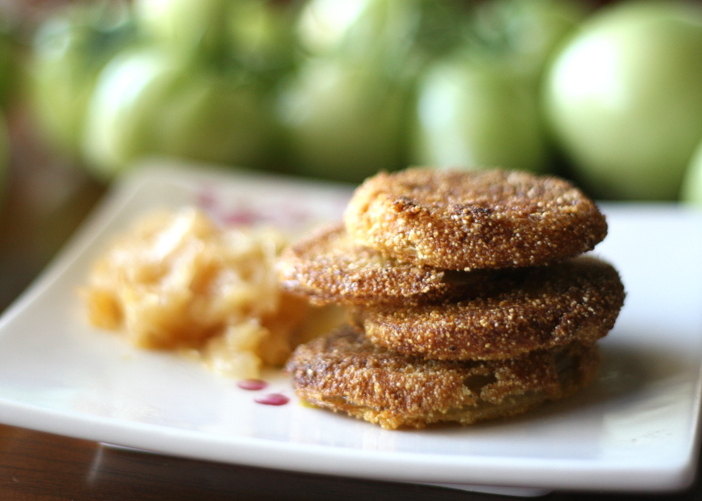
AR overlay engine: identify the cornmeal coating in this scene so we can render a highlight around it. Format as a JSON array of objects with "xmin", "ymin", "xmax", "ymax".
[
  {"xmin": 344, "ymin": 168, "xmax": 608, "ymax": 270},
  {"xmin": 276, "ymin": 223, "xmax": 480, "ymax": 305},
  {"xmin": 286, "ymin": 325, "xmax": 600, "ymax": 430},
  {"xmin": 354, "ymin": 257, "xmax": 625, "ymax": 361}
]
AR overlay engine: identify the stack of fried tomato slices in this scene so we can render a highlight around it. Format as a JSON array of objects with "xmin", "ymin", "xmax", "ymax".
[{"xmin": 278, "ymin": 167, "xmax": 625, "ymax": 430}]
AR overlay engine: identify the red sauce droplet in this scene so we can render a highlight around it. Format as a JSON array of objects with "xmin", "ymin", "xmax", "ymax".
[
  {"xmin": 237, "ymin": 379, "xmax": 268, "ymax": 391},
  {"xmin": 255, "ymin": 393, "xmax": 289, "ymax": 406}
]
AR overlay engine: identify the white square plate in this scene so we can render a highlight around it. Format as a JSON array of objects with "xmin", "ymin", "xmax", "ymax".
[{"xmin": 0, "ymin": 162, "xmax": 701, "ymax": 495}]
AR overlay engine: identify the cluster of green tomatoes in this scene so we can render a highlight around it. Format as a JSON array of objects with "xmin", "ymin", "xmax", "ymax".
[{"xmin": 22, "ymin": 0, "xmax": 702, "ymax": 204}]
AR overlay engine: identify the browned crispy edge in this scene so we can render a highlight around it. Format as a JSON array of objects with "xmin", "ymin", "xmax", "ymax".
[
  {"xmin": 276, "ymin": 223, "xmax": 471, "ymax": 305},
  {"xmin": 355, "ymin": 256, "xmax": 625, "ymax": 360},
  {"xmin": 286, "ymin": 325, "xmax": 601, "ymax": 430}
]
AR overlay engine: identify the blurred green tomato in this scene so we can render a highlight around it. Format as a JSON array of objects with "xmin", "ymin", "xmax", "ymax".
[
  {"xmin": 411, "ymin": 55, "xmax": 549, "ymax": 172},
  {"xmin": 409, "ymin": 0, "xmax": 586, "ymax": 173},
  {"xmin": 281, "ymin": 0, "xmax": 473, "ymax": 182},
  {"xmin": 82, "ymin": 47, "xmax": 278, "ymax": 180},
  {"xmin": 278, "ymin": 57, "xmax": 410, "ymax": 182},
  {"xmin": 333, "ymin": 0, "xmax": 470, "ymax": 69},
  {"xmin": 544, "ymin": 0, "xmax": 702, "ymax": 200},
  {"xmin": 227, "ymin": 0, "xmax": 303, "ymax": 83},
  {"xmin": 136, "ymin": 0, "xmax": 299, "ymax": 81},
  {"xmin": 28, "ymin": 0, "xmax": 137, "ymax": 158},
  {"xmin": 296, "ymin": 0, "xmax": 372, "ymax": 55},
  {"xmin": 135, "ymin": 0, "xmax": 225, "ymax": 49},
  {"xmin": 470, "ymin": 0, "xmax": 589, "ymax": 84},
  {"xmin": 681, "ymin": 138, "xmax": 702, "ymax": 207}
]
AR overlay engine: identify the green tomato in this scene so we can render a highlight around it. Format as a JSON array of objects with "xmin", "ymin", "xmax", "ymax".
[
  {"xmin": 298, "ymin": 0, "xmax": 471, "ymax": 76},
  {"xmin": 409, "ymin": 0, "xmax": 586, "ymax": 173},
  {"xmin": 296, "ymin": 0, "xmax": 372, "ymax": 55},
  {"xmin": 411, "ymin": 54, "xmax": 550, "ymax": 173},
  {"xmin": 681, "ymin": 138, "xmax": 702, "ymax": 207},
  {"xmin": 470, "ymin": 0, "xmax": 589, "ymax": 85},
  {"xmin": 82, "ymin": 47, "xmax": 278, "ymax": 180},
  {"xmin": 135, "ymin": 0, "xmax": 226, "ymax": 50},
  {"xmin": 226, "ymin": 0, "xmax": 302, "ymax": 83},
  {"xmin": 136, "ymin": 0, "xmax": 299, "ymax": 84},
  {"xmin": 336, "ymin": 0, "xmax": 471, "ymax": 69},
  {"xmin": 28, "ymin": 0, "xmax": 137, "ymax": 159},
  {"xmin": 277, "ymin": 57, "xmax": 410, "ymax": 182},
  {"xmin": 544, "ymin": 0, "xmax": 702, "ymax": 200},
  {"xmin": 281, "ymin": 0, "xmax": 473, "ymax": 182}
]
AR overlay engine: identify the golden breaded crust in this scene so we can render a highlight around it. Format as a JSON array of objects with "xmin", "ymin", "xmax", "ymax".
[
  {"xmin": 355, "ymin": 257, "xmax": 625, "ymax": 361},
  {"xmin": 286, "ymin": 325, "xmax": 600, "ymax": 430},
  {"xmin": 344, "ymin": 168, "xmax": 608, "ymax": 270},
  {"xmin": 276, "ymin": 223, "xmax": 480, "ymax": 306}
]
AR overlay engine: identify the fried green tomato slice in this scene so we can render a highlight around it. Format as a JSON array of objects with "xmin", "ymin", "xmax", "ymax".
[
  {"xmin": 276, "ymin": 223, "xmax": 482, "ymax": 306},
  {"xmin": 344, "ymin": 167, "xmax": 608, "ymax": 270},
  {"xmin": 286, "ymin": 324, "xmax": 600, "ymax": 430},
  {"xmin": 354, "ymin": 257, "xmax": 625, "ymax": 361}
]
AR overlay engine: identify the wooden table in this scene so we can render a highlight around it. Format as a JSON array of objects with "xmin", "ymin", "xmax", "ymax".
[
  {"xmin": 0, "ymin": 110, "xmax": 700, "ymax": 501},
  {"xmin": 0, "ymin": 422, "xmax": 698, "ymax": 501}
]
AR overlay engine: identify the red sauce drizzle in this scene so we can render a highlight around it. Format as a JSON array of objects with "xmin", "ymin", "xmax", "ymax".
[
  {"xmin": 255, "ymin": 393, "xmax": 289, "ymax": 406},
  {"xmin": 237, "ymin": 379, "xmax": 268, "ymax": 391}
]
